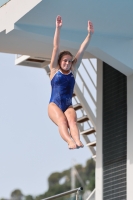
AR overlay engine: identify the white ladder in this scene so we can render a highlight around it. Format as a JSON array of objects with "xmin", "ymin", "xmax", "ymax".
[{"xmin": 73, "ymin": 83, "xmax": 96, "ymax": 159}]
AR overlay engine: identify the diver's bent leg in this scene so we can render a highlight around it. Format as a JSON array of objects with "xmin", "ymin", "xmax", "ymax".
[
  {"xmin": 48, "ymin": 103, "xmax": 77, "ymax": 149},
  {"xmin": 64, "ymin": 107, "xmax": 84, "ymax": 148}
]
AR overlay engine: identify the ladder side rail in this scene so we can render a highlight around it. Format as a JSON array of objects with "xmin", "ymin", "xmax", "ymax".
[
  {"xmin": 73, "ymin": 96, "xmax": 94, "ymax": 130},
  {"xmin": 77, "ymin": 71, "xmax": 96, "ymax": 105},
  {"xmin": 86, "ymin": 188, "xmax": 95, "ymax": 200},
  {"xmin": 73, "ymin": 97, "xmax": 93, "ymax": 130},
  {"xmin": 78, "ymin": 124, "xmax": 96, "ymax": 155},
  {"xmin": 74, "ymin": 83, "xmax": 96, "ymax": 130},
  {"xmin": 81, "ymin": 61, "xmax": 96, "ymax": 89},
  {"xmin": 89, "ymin": 59, "xmax": 97, "ymax": 73}
]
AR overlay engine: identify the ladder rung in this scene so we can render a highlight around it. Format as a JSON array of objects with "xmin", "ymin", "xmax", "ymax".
[
  {"xmin": 77, "ymin": 115, "xmax": 89, "ymax": 123},
  {"xmin": 72, "ymin": 93, "xmax": 76, "ymax": 97},
  {"xmin": 86, "ymin": 141, "xmax": 96, "ymax": 147},
  {"xmin": 80, "ymin": 127, "xmax": 95, "ymax": 135},
  {"xmin": 92, "ymin": 155, "xmax": 96, "ymax": 159},
  {"xmin": 73, "ymin": 103, "xmax": 82, "ymax": 111}
]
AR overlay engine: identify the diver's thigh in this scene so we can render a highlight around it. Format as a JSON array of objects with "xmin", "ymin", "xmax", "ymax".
[
  {"xmin": 48, "ymin": 103, "xmax": 67, "ymax": 125},
  {"xmin": 64, "ymin": 106, "xmax": 77, "ymax": 123}
]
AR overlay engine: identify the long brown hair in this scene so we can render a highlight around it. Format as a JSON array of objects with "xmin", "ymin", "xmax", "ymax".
[{"xmin": 58, "ymin": 51, "xmax": 77, "ymax": 68}]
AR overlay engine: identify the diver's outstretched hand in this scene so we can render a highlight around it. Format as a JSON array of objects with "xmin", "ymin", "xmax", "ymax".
[
  {"xmin": 56, "ymin": 15, "xmax": 62, "ymax": 28},
  {"xmin": 88, "ymin": 21, "xmax": 94, "ymax": 34}
]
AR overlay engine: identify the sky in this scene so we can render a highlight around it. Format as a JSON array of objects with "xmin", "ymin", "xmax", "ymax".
[{"xmin": 0, "ymin": 53, "xmax": 92, "ymax": 199}]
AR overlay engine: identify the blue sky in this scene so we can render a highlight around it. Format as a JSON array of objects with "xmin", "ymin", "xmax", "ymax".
[
  {"xmin": 0, "ymin": 53, "xmax": 91, "ymax": 198},
  {"xmin": 0, "ymin": 0, "xmax": 9, "ymax": 7}
]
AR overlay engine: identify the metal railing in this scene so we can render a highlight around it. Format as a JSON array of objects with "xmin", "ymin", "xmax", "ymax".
[
  {"xmin": 86, "ymin": 189, "xmax": 95, "ymax": 200},
  {"xmin": 75, "ymin": 59, "xmax": 97, "ymax": 121},
  {"xmin": 42, "ymin": 187, "xmax": 83, "ymax": 200}
]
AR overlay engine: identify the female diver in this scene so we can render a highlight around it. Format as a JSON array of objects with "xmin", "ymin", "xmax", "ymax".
[{"xmin": 48, "ymin": 15, "xmax": 94, "ymax": 149}]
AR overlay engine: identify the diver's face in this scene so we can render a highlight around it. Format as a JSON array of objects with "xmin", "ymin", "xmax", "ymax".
[{"xmin": 60, "ymin": 55, "xmax": 72, "ymax": 71}]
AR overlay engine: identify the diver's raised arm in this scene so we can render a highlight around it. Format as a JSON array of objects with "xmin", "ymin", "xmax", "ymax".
[
  {"xmin": 50, "ymin": 15, "xmax": 62, "ymax": 70},
  {"xmin": 73, "ymin": 21, "xmax": 94, "ymax": 71}
]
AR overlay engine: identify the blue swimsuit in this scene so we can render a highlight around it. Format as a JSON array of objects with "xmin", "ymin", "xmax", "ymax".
[{"xmin": 49, "ymin": 70, "xmax": 75, "ymax": 112}]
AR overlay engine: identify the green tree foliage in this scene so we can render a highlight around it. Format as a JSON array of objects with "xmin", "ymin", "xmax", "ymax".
[
  {"xmin": 88, "ymin": 170, "xmax": 95, "ymax": 191},
  {"xmin": 9, "ymin": 159, "xmax": 95, "ymax": 200},
  {"xmin": 85, "ymin": 159, "xmax": 95, "ymax": 178},
  {"xmin": 11, "ymin": 189, "xmax": 23, "ymax": 197},
  {"xmin": 35, "ymin": 158, "xmax": 95, "ymax": 200},
  {"xmin": 10, "ymin": 189, "xmax": 23, "ymax": 200},
  {"xmin": 25, "ymin": 195, "xmax": 34, "ymax": 200}
]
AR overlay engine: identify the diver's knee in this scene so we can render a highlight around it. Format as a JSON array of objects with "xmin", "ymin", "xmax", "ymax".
[
  {"xmin": 68, "ymin": 119, "xmax": 77, "ymax": 127},
  {"xmin": 58, "ymin": 117, "xmax": 68, "ymax": 126}
]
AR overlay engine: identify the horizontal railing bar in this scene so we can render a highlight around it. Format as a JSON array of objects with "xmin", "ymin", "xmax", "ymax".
[{"xmin": 42, "ymin": 187, "xmax": 83, "ymax": 200}]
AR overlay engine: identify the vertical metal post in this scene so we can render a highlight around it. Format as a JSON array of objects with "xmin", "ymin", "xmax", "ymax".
[
  {"xmin": 71, "ymin": 165, "xmax": 76, "ymax": 198},
  {"xmin": 71, "ymin": 165, "xmax": 76, "ymax": 190},
  {"xmin": 76, "ymin": 190, "xmax": 79, "ymax": 200}
]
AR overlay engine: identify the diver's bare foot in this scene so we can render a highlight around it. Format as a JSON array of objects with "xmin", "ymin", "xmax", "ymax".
[
  {"xmin": 68, "ymin": 139, "xmax": 77, "ymax": 149},
  {"xmin": 75, "ymin": 141, "xmax": 84, "ymax": 148}
]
